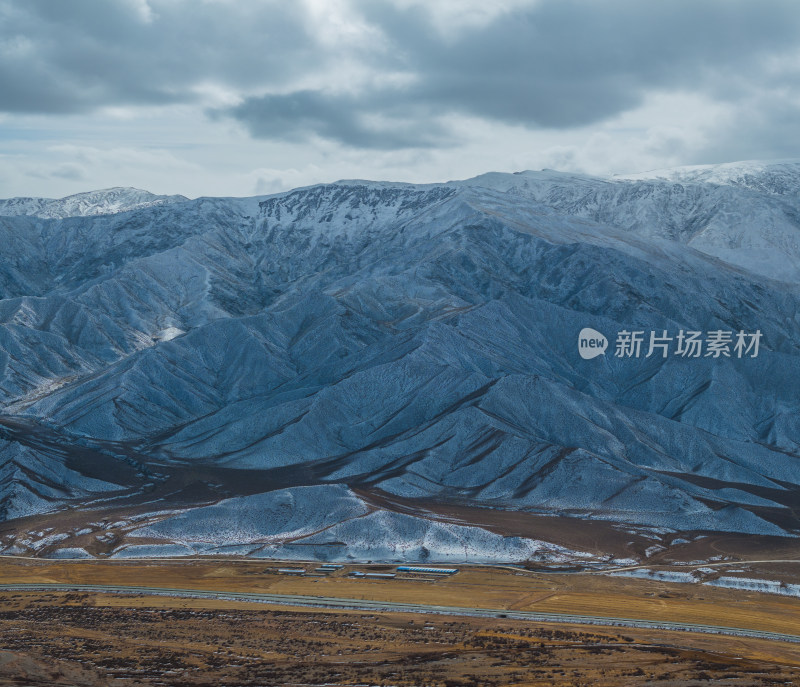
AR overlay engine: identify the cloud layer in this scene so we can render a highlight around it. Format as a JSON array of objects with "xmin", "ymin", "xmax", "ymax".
[{"xmin": 2, "ymin": 0, "xmax": 800, "ymax": 195}]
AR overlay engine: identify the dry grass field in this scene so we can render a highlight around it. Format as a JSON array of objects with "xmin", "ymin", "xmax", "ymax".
[
  {"xmin": 0, "ymin": 591, "xmax": 799, "ymax": 686},
  {"xmin": 0, "ymin": 558, "xmax": 798, "ymax": 635},
  {"xmin": 0, "ymin": 558, "xmax": 798, "ymax": 684}
]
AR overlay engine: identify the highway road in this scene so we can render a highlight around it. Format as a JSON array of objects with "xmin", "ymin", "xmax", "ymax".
[{"xmin": 1, "ymin": 582, "xmax": 799, "ymax": 644}]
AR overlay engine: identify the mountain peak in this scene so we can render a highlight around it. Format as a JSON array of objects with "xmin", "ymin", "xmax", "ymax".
[
  {"xmin": 613, "ymin": 158, "xmax": 800, "ymax": 194},
  {"xmin": 0, "ymin": 186, "xmax": 190, "ymax": 219}
]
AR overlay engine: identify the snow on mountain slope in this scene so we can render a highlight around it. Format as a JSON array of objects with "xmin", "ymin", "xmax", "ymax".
[
  {"xmin": 0, "ymin": 187, "xmax": 189, "ymax": 219},
  {"xmin": 454, "ymin": 163, "xmax": 800, "ymax": 283},
  {"xmin": 124, "ymin": 485, "xmax": 585, "ymax": 563},
  {"xmin": 133, "ymin": 485, "xmax": 368, "ymax": 546},
  {"xmin": 616, "ymin": 159, "xmax": 800, "ymax": 194},
  {"xmin": 0, "ymin": 436, "xmax": 122, "ymax": 522},
  {"xmin": 258, "ymin": 505, "xmax": 583, "ymax": 563},
  {"xmin": 0, "ymin": 161, "xmax": 799, "ymax": 561}
]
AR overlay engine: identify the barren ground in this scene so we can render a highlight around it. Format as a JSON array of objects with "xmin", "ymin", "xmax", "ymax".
[{"xmin": 0, "ymin": 559, "xmax": 798, "ymax": 685}]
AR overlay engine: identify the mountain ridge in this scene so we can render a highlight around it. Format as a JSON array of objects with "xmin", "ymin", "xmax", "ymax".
[
  {"xmin": 0, "ymin": 160, "xmax": 798, "ymax": 563},
  {"xmin": 0, "ymin": 187, "xmax": 190, "ymax": 220}
]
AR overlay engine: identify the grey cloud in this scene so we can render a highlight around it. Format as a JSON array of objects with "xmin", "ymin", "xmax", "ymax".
[
  {"xmin": 50, "ymin": 163, "xmax": 87, "ymax": 181},
  {"xmin": 222, "ymin": 0, "xmax": 800, "ymax": 148},
  {"xmin": 0, "ymin": 0, "xmax": 316, "ymax": 113},
  {"xmin": 4, "ymin": 0, "xmax": 800, "ymax": 156},
  {"xmin": 352, "ymin": 0, "xmax": 800, "ymax": 128},
  {"xmin": 24, "ymin": 162, "xmax": 87, "ymax": 181},
  {"xmin": 219, "ymin": 90, "xmax": 454, "ymax": 150},
  {"xmin": 691, "ymin": 94, "xmax": 800, "ymax": 164}
]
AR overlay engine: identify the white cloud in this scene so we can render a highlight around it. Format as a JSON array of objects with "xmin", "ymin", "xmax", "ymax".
[
  {"xmin": 246, "ymin": 165, "xmax": 326, "ymax": 195},
  {"xmin": 386, "ymin": 0, "xmax": 540, "ymax": 36},
  {"xmin": 124, "ymin": 0, "xmax": 155, "ymax": 23}
]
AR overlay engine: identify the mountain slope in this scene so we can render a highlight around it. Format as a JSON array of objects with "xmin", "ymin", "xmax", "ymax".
[
  {"xmin": 455, "ymin": 164, "xmax": 800, "ymax": 282},
  {"xmin": 0, "ymin": 168, "xmax": 798, "ymax": 562}
]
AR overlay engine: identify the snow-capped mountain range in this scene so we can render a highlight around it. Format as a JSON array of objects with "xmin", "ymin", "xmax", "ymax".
[
  {"xmin": 0, "ymin": 187, "xmax": 189, "ymax": 220},
  {"xmin": 0, "ymin": 160, "xmax": 798, "ymax": 562}
]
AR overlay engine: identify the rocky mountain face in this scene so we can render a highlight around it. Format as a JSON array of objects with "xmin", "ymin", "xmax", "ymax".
[{"xmin": 0, "ymin": 164, "xmax": 798, "ymax": 563}]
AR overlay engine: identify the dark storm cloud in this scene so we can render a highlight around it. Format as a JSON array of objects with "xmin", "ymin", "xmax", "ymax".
[
  {"xmin": 3, "ymin": 0, "xmax": 800, "ymax": 153},
  {"xmin": 223, "ymin": 0, "xmax": 800, "ymax": 148},
  {"xmin": 220, "ymin": 90, "xmax": 454, "ymax": 149},
  {"xmin": 0, "ymin": 0, "xmax": 316, "ymax": 113},
  {"xmin": 350, "ymin": 0, "xmax": 800, "ymax": 128}
]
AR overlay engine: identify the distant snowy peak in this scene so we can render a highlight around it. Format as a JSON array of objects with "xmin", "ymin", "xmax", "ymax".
[
  {"xmin": 0, "ymin": 187, "xmax": 189, "ymax": 219},
  {"xmin": 615, "ymin": 159, "xmax": 800, "ymax": 195},
  {"xmin": 453, "ymin": 168, "xmax": 607, "ymax": 193},
  {"xmin": 443, "ymin": 161, "xmax": 800, "ymax": 284},
  {"xmin": 452, "ymin": 159, "xmax": 800, "ymax": 198}
]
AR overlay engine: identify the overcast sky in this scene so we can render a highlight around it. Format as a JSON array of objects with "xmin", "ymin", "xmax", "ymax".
[{"xmin": 2, "ymin": 0, "xmax": 800, "ymax": 198}]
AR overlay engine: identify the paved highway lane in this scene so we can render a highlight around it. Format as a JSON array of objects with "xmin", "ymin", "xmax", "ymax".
[{"xmin": 1, "ymin": 583, "xmax": 799, "ymax": 644}]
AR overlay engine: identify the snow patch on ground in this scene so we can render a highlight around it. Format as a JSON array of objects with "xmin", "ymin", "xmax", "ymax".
[
  {"xmin": 127, "ymin": 485, "xmax": 592, "ymax": 563},
  {"xmin": 111, "ymin": 544, "xmax": 197, "ymax": 558},
  {"xmin": 132, "ymin": 485, "xmax": 368, "ymax": 545},
  {"xmin": 704, "ymin": 576, "xmax": 800, "ymax": 597},
  {"xmin": 43, "ymin": 547, "xmax": 93, "ymax": 559},
  {"xmin": 608, "ymin": 569, "xmax": 697, "ymax": 584},
  {"xmin": 263, "ymin": 509, "xmax": 589, "ymax": 564}
]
